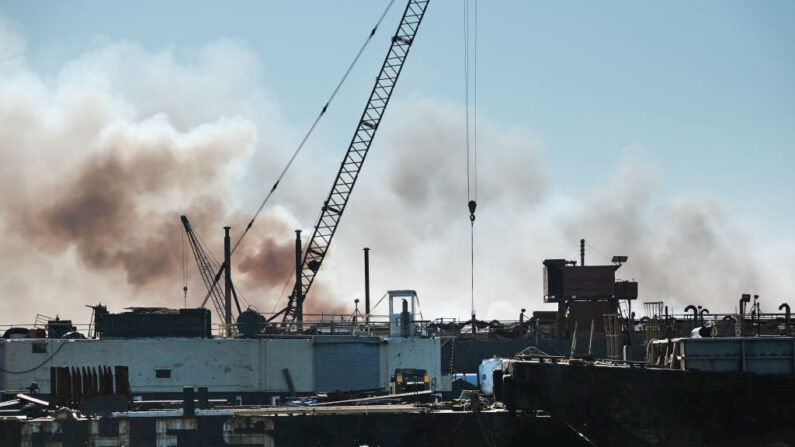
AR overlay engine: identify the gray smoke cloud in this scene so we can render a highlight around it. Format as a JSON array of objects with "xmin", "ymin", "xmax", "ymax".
[
  {"xmin": 319, "ymin": 100, "xmax": 793, "ymax": 319},
  {"xmin": 559, "ymin": 160, "xmax": 767, "ymax": 315}
]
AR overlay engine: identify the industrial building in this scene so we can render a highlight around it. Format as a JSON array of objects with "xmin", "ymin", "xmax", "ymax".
[
  {"xmin": 0, "ymin": 335, "xmax": 442, "ymax": 404},
  {"xmin": 0, "ymin": 290, "xmax": 445, "ymax": 404}
]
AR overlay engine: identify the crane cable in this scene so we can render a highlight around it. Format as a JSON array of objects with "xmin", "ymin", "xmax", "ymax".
[
  {"xmin": 228, "ymin": 0, "xmax": 397, "ymax": 258},
  {"xmin": 465, "ymin": 0, "xmax": 478, "ymax": 318}
]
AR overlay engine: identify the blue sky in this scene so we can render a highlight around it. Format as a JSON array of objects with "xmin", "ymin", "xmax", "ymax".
[{"xmin": 0, "ymin": 1, "xmax": 793, "ymax": 320}]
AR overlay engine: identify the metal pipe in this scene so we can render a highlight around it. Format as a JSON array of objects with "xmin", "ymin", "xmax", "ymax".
[
  {"xmin": 780, "ymin": 303, "xmax": 791, "ymax": 335},
  {"xmin": 224, "ymin": 226, "xmax": 232, "ymax": 337},
  {"xmin": 364, "ymin": 248, "xmax": 371, "ymax": 323},
  {"xmin": 684, "ymin": 305, "xmax": 698, "ymax": 328},
  {"xmin": 628, "ymin": 302, "xmax": 633, "ymax": 345},
  {"xmin": 580, "ymin": 239, "xmax": 585, "ymax": 266},
  {"xmin": 401, "ymin": 299, "xmax": 410, "ymax": 338},
  {"xmin": 569, "ymin": 320, "xmax": 579, "ymax": 358}
]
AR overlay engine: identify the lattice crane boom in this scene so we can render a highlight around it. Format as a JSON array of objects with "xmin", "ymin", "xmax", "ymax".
[{"xmin": 279, "ymin": 0, "xmax": 430, "ymax": 325}]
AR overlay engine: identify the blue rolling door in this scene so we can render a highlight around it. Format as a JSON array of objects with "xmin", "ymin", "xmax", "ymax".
[{"xmin": 314, "ymin": 337, "xmax": 380, "ymax": 393}]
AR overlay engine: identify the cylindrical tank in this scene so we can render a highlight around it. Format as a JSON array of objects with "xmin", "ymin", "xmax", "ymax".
[
  {"xmin": 237, "ymin": 310, "xmax": 265, "ymax": 338},
  {"xmin": 690, "ymin": 326, "xmax": 712, "ymax": 338},
  {"xmin": 478, "ymin": 358, "xmax": 503, "ymax": 395}
]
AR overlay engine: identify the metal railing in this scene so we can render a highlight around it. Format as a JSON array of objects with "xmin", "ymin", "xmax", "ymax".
[{"xmin": 3, "ymin": 312, "xmax": 791, "ymax": 340}]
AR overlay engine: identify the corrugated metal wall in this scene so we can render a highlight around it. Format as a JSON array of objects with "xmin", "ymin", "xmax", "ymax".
[{"xmin": 314, "ymin": 337, "xmax": 379, "ymax": 393}]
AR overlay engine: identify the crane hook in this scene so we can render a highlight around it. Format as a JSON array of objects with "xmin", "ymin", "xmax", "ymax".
[{"xmin": 468, "ymin": 200, "xmax": 477, "ymax": 222}]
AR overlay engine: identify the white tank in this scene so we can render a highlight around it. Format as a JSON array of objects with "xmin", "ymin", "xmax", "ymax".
[{"xmin": 478, "ymin": 358, "xmax": 503, "ymax": 395}]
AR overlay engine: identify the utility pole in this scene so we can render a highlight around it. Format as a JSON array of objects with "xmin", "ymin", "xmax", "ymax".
[{"xmin": 224, "ymin": 226, "xmax": 232, "ymax": 337}]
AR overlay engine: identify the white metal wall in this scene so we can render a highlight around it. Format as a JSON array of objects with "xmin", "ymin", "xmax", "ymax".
[{"xmin": 0, "ymin": 335, "xmax": 446, "ymax": 395}]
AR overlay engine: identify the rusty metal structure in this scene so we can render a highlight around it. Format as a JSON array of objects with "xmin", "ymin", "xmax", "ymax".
[
  {"xmin": 542, "ymin": 241, "xmax": 638, "ymax": 340},
  {"xmin": 49, "ymin": 365, "xmax": 129, "ymax": 409}
]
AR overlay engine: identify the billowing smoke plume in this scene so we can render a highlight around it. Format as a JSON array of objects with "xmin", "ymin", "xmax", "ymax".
[
  {"xmin": 1, "ymin": 17, "xmax": 792, "ymax": 327},
  {"xmin": 9, "ymin": 116, "xmax": 253, "ymax": 286},
  {"xmin": 237, "ymin": 215, "xmax": 295, "ymax": 292},
  {"xmin": 0, "ymin": 21, "xmax": 339, "ymax": 324}
]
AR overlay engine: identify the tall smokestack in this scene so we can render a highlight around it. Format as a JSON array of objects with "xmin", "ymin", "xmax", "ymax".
[
  {"xmin": 224, "ymin": 226, "xmax": 231, "ymax": 337},
  {"xmin": 580, "ymin": 239, "xmax": 585, "ymax": 266},
  {"xmin": 363, "ymin": 247, "xmax": 371, "ymax": 323},
  {"xmin": 294, "ymin": 230, "xmax": 303, "ymax": 327}
]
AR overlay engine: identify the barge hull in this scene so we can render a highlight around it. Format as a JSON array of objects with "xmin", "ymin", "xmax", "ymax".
[{"xmin": 504, "ymin": 359, "xmax": 795, "ymax": 446}]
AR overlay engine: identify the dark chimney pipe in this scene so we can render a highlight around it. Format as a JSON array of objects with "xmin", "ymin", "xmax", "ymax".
[
  {"xmin": 684, "ymin": 305, "xmax": 698, "ymax": 329},
  {"xmin": 363, "ymin": 248, "xmax": 371, "ymax": 323},
  {"xmin": 580, "ymin": 239, "xmax": 585, "ymax": 266},
  {"xmin": 401, "ymin": 299, "xmax": 410, "ymax": 338},
  {"xmin": 780, "ymin": 303, "xmax": 791, "ymax": 335},
  {"xmin": 224, "ymin": 226, "xmax": 232, "ymax": 337},
  {"xmin": 294, "ymin": 230, "xmax": 303, "ymax": 327}
]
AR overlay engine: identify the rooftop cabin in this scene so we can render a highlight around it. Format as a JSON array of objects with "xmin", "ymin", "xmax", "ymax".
[
  {"xmin": 542, "ymin": 249, "xmax": 638, "ymax": 339},
  {"xmin": 542, "ymin": 258, "xmax": 638, "ymax": 303}
]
